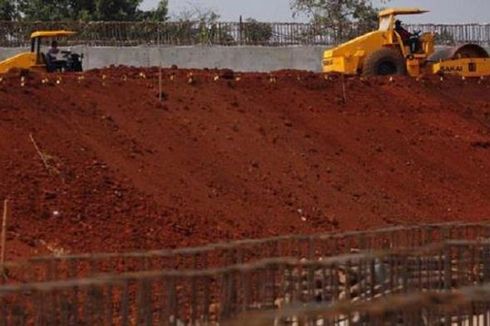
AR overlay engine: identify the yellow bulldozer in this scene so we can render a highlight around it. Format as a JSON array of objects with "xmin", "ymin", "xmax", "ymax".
[
  {"xmin": 0, "ymin": 30, "xmax": 83, "ymax": 74},
  {"xmin": 322, "ymin": 8, "xmax": 490, "ymax": 77}
]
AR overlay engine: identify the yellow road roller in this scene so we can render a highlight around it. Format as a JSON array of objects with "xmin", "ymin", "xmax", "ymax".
[
  {"xmin": 0, "ymin": 30, "xmax": 83, "ymax": 74},
  {"xmin": 322, "ymin": 8, "xmax": 490, "ymax": 77}
]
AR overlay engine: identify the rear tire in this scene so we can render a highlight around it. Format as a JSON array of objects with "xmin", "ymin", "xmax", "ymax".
[{"xmin": 362, "ymin": 48, "xmax": 406, "ymax": 76}]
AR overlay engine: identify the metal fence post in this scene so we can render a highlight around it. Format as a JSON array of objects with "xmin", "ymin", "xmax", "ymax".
[
  {"xmin": 120, "ymin": 280, "xmax": 130, "ymax": 326},
  {"xmin": 104, "ymin": 284, "xmax": 113, "ymax": 326},
  {"xmin": 137, "ymin": 279, "xmax": 152, "ymax": 326},
  {"xmin": 220, "ymin": 272, "xmax": 232, "ymax": 320},
  {"xmin": 483, "ymin": 244, "xmax": 490, "ymax": 283},
  {"xmin": 0, "ymin": 295, "xmax": 5, "ymax": 326},
  {"xmin": 167, "ymin": 276, "xmax": 178, "ymax": 326},
  {"xmin": 444, "ymin": 244, "xmax": 452, "ymax": 290},
  {"xmin": 202, "ymin": 276, "xmax": 211, "ymax": 323},
  {"xmin": 239, "ymin": 16, "xmax": 243, "ymax": 45}
]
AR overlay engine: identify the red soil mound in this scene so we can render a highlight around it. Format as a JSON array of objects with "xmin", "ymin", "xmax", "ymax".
[{"xmin": 1, "ymin": 67, "xmax": 489, "ymax": 259}]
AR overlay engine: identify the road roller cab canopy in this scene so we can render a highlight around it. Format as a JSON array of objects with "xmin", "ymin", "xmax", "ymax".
[
  {"xmin": 378, "ymin": 8, "xmax": 429, "ymax": 31},
  {"xmin": 378, "ymin": 8, "xmax": 429, "ymax": 17},
  {"xmin": 30, "ymin": 30, "xmax": 77, "ymax": 54},
  {"xmin": 30, "ymin": 30, "xmax": 77, "ymax": 39}
]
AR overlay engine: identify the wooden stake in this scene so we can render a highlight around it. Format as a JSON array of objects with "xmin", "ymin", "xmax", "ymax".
[
  {"xmin": 341, "ymin": 74, "xmax": 347, "ymax": 104},
  {"xmin": 158, "ymin": 23, "xmax": 163, "ymax": 103},
  {"xmin": 29, "ymin": 133, "xmax": 60, "ymax": 176},
  {"xmin": 29, "ymin": 133, "xmax": 50, "ymax": 171},
  {"xmin": 0, "ymin": 199, "xmax": 8, "ymax": 277}
]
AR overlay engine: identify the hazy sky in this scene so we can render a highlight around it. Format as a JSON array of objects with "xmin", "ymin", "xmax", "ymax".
[{"xmin": 140, "ymin": 0, "xmax": 490, "ymax": 23}]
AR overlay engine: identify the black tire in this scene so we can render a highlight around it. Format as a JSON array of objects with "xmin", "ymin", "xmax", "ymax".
[
  {"xmin": 71, "ymin": 61, "xmax": 83, "ymax": 72},
  {"xmin": 362, "ymin": 48, "xmax": 406, "ymax": 77}
]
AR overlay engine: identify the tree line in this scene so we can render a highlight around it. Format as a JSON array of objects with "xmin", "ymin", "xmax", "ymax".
[
  {"xmin": 0, "ymin": 0, "xmax": 387, "ymax": 45},
  {"xmin": 0, "ymin": 0, "xmax": 168, "ymax": 21},
  {"xmin": 0, "ymin": 0, "xmax": 385, "ymax": 25}
]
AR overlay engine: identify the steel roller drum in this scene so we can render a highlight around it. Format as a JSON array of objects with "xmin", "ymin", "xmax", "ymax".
[{"xmin": 429, "ymin": 44, "xmax": 489, "ymax": 61}]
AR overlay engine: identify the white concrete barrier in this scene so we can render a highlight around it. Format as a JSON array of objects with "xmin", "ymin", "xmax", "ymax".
[{"xmin": 0, "ymin": 46, "xmax": 326, "ymax": 72}]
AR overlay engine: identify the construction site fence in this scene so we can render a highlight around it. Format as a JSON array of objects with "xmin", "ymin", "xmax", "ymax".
[
  {"xmin": 2, "ymin": 240, "xmax": 490, "ymax": 325},
  {"xmin": 0, "ymin": 21, "xmax": 488, "ymax": 47},
  {"xmin": 2, "ymin": 223, "xmax": 490, "ymax": 285}
]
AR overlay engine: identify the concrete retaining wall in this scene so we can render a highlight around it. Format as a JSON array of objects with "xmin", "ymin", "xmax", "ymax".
[{"xmin": 0, "ymin": 46, "xmax": 326, "ymax": 72}]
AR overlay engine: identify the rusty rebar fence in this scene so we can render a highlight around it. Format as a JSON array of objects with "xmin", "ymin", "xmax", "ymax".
[
  {"xmin": 2, "ymin": 223, "xmax": 489, "ymax": 285},
  {"xmin": 0, "ymin": 21, "xmax": 488, "ymax": 47},
  {"xmin": 243, "ymin": 283, "xmax": 490, "ymax": 325},
  {"xmin": 2, "ymin": 240, "xmax": 490, "ymax": 325}
]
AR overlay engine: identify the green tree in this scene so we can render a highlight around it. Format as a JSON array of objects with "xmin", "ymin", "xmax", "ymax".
[
  {"xmin": 17, "ymin": 0, "xmax": 74, "ymax": 20},
  {"xmin": 243, "ymin": 18, "xmax": 273, "ymax": 45},
  {"xmin": 290, "ymin": 0, "xmax": 389, "ymax": 42},
  {"xmin": 172, "ymin": 5, "xmax": 234, "ymax": 45},
  {"xmin": 137, "ymin": 0, "xmax": 168, "ymax": 21},
  {"xmin": 93, "ymin": 0, "xmax": 141, "ymax": 21},
  {"xmin": 149, "ymin": 0, "xmax": 167, "ymax": 21},
  {"xmin": 0, "ymin": 0, "xmax": 18, "ymax": 20},
  {"xmin": 16, "ymin": 0, "xmax": 167, "ymax": 21},
  {"xmin": 71, "ymin": 0, "xmax": 96, "ymax": 20}
]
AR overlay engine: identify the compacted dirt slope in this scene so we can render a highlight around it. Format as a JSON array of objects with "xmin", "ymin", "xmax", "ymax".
[{"xmin": 0, "ymin": 67, "xmax": 489, "ymax": 259}]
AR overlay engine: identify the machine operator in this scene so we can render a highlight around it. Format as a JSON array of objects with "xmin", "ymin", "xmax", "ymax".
[
  {"xmin": 46, "ymin": 40, "xmax": 63, "ymax": 72},
  {"xmin": 395, "ymin": 20, "xmax": 420, "ymax": 54}
]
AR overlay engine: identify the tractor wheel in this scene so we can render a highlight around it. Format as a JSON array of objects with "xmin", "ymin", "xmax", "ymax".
[{"xmin": 362, "ymin": 48, "xmax": 406, "ymax": 77}]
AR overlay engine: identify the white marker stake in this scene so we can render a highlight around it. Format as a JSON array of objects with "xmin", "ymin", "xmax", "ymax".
[{"xmin": 0, "ymin": 199, "xmax": 8, "ymax": 277}]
